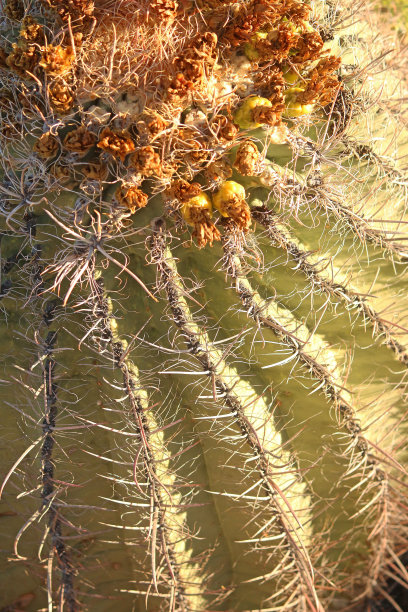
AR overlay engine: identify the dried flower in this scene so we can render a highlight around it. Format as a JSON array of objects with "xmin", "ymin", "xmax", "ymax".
[
  {"xmin": 115, "ymin": 184, "xmax": 148, "ymax": 213},
  {"xmin": 234, "ymin": 141, "xmax": 260, "ymax": 176},
  {"xmin": 97, "ymin": 127, "xmax": 135, "ymax": 161},
  {"xmin": 33, "ymin": 132, "xmax": 59, "ymax": 159},
  {"xmin": 234, "ymin": 96, "xmax": 278, "ymax": 130},
  {"xmin": 297, "ymin": 56, "xmax": 342, "ymax": 106},
  {"xmin": 292, "ymin": 30, "xmax": 324, "ymax": 63},
  {"xmin": 6, "ymin": 43, "xmax": 39, "ymax": 79},
  {"xmin": 167, "ymin": 33, "xmax": 217, "ymax": 99},
  {"xmin": 136, "ymin": 114, "xmax": 167, "ymax": 140},
  {"xmin": 129, "ymin": 146, "xmax": 163, "ymax": 177},
  {"xmin": 223, "ymin": 0, "xmax": 282, "ymax": 48},
  {"xmin": 170, "ymin": 180, "xmax": 202, "ymax": 202},
  {"xmin": 39, "ymin": 45, "xmax": 74, "ymax": 76},
  {"xmin": 252, "ymin": 104, "xmax": 281, "ymax": 127},
  {"xmin": 19, "ymin": 17, "xmax": 45, "ymax": 45},
  {"xmin": 63, "ymin": 126, "xmax": 97, "ymax": 155},
  {"xmin": 48, "ymin": 80, "xmax": 75, "ymax": 114}
]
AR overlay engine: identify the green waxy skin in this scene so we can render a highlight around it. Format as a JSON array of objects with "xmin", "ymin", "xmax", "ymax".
[{"xmin": 0, "ymin": 1, "xmax": 408, "ymax": 611}]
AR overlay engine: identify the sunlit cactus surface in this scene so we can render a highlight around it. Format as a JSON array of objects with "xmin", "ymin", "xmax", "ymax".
[{"xmin": 0, "ymin": 0, "xmax": 408, "ymax": 610}]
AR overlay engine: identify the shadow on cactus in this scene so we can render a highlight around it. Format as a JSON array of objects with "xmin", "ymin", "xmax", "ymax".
[{"xmin": 0, "ymin": 0, "xmax": 408, "ymax": 610}]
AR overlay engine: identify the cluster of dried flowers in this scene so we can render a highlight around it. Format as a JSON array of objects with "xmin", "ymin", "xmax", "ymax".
[{"xmin": 0, "ymin": 0, "xmax": 341, "ymax": 246}]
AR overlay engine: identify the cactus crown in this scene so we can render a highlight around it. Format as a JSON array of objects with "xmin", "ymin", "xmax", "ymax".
[{"xmin": 1, "ymin": 0, "xmax": 408, "ymax": 611}]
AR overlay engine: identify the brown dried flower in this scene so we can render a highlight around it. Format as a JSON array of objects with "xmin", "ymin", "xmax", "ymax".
[
  {"xmin": 292, "ymin": 30, "xmax": 324, "ymax": 64},
  {"xmin": 115, "ymin": 184, "xmax": 148, "ymax": 213},
  {"xmin": 254, "ymin": 25, "xmax": 299, "ymax": 63},
  {"xmin": 6, "ymin": 43, "xmax": 39, "ymax": 79},
  {"xmin": 129, "ymin": 146, "xmax": 163, "ymax": 177},
  {"xmin": 223, "ymin": 0, "xmax": 282, "ymax": 48},
  {"xmin": 33, "ymin": 132, "xmax": 59, "ymax": 159},
  {"xmin": 189, "ymin": 207, "xmax": 221, "ymax": 248},
  {"xmin": 234, "ymin": 141, "xmax": 260, "ymax": 176},
  {"xmin": 252, "ymin": 105, "xmax": 281, "ymax": 127},
  {"xmin": 40, "ymin": 45, "xmax": 74, "ymax": 76},
  {"xmin": 214, "ymin": 182, "xmax": 251, "ymax": 231},
  {"xmin": 297, "ymin": 56, "xmax": 342, "ymax": 106},
  {"xmin": 97, "ymin": 127, "xmax": 135, "ymax": 161},
  {"xmin": 4, "ymin": 0, "xmax": 24, "ymax": 20},
  {"xmin": 170, "ymin": 180, "xmax": 202, "ymax": 202},
  {"xmin": 63, "ymin": 126, "xmax": 97, "ymax": 155},
  {"xmin": 48, "ymin": 81, "xmax": 75, "ymax": 114},
  {"xmin": 167, "ymin": 32, "xmax": 218, "ymax": 99},
  {"xmin": 255, "ymin": 64, "xmax": 285, "ymax": 99},
  {"xmin": 19, "ymin": 17, "xmax": 45, "ymax": 45},
  {"xmin": 222, "ymin": 198, "xmax": 251, "ymax": 231}
]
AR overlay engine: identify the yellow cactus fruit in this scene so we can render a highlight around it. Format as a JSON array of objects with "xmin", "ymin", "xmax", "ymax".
[
  {"xmin": 283, "ymin": 87, "xmax": 315, "ymax": 118},
  {"xmin": 181, "ymin": 192, "xmax": 220, "ymax": 248},
  {"xmin": 213, "ymin": 181, "xmax": 251, "ymax": 231},
  {"xmin": 233, "ymin": 96, "xmax": 273, "ymax": 130},
  {"xmin": 181, "ymin": 192, "xmax": 212, "ymax": 224}
]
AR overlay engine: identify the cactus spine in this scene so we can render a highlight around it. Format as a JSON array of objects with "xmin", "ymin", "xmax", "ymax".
[{"xmin": 0, "ymin": 0, "xmax": 408, "ymax": 610}]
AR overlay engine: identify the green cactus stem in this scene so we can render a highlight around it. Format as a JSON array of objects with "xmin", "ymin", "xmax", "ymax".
[{"xmin": 0, "ymin": 0, "xmax": 408, "ymax": 610}]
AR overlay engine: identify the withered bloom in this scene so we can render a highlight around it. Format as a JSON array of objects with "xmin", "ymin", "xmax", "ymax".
[
  {"xmin": 33, "ymin": 132, "xmax": 59, "ymax": 159},
  {"xmin": 97, "ymin": 127, "xmax": 136, "ymax": 161}
]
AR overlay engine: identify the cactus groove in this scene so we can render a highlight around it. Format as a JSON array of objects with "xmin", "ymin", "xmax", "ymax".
[{"xmin": 0, "ymin": 0, "xmax": 408, "ymax": 610}]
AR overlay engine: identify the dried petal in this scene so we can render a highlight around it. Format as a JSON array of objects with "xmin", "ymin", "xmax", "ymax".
[
  {"xmin": 234, "ymin": 141, "xmax": 259, "ymax": 176},
  {"xmin": 97, "ymin": 127, "xmax": 135, "ymax": 161},
  {"xmin": 40, "ymin": 45, "xmax": 74, "ymax": 76},
  {"xmin": 48, "ymin": 80, "xmax": 75, "ymax": 114},
  {"xmin": 63, "ymin": 126, "xmax": 97, "ymax": 155},
  {"xmin": 129, "ymin": 146, "xmax": 163, "ymax": 177},
  {"xmin": 170, "ymin": 180, "xmax": 202, "ymax": 202},
  {"xmin": 33, "ymin": 132, "xmax": 59, "ymax": 159},
  {"xmin": 115, "ymin": 184, "xmax": 148, "ymax": 213}
]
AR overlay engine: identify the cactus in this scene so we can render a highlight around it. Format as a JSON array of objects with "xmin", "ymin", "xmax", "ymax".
[{"xmin": 0, "ymin": 0, "xmax": 408, "ymax": 610}]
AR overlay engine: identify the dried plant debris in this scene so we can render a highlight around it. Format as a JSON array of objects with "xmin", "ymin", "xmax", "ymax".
[{"xmin": 0, "ymin": 0, "xmax": 347, "ymax": 246}]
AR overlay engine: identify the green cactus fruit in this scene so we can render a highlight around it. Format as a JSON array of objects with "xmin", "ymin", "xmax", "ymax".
[{"xmin": 0, "ymin": 0, "xmax": 408, "ymax": 611}]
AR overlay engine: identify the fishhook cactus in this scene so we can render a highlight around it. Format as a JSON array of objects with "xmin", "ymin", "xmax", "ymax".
[{"xmin": 0, "ymin": 0, "xmax": 408, "ymax": 611}]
